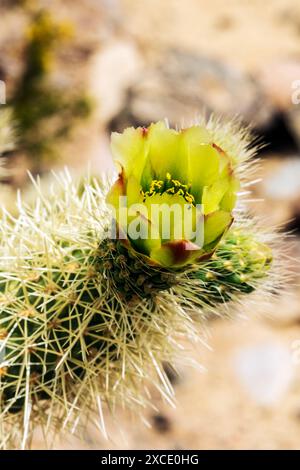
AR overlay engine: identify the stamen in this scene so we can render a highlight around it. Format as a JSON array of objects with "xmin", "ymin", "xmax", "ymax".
[{"xmin": 143, "ymin": 173, "xmax": 195, "ymax": 204}]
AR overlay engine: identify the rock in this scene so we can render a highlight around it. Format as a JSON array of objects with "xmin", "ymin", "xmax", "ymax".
[
  {"xmin": 258, "ymin": 61, "xmax": 300, "ymax": 147},
  {"xmin": 264, "ymin": 290, "xmax": 300, "ymax": 326},
  {"xmin": 263, "ymin": 158, "xmax": 300, "ymax": 201},
  {"xmin": 151, "ymin": 413, "xmax": 172, "ymax": 433},
  {"xmin": 88, "ymin": 40, "xmax": 143, "ymax": 125},
  {"xmin": 258, "ymin": 61, "xmax": 300, "ymax": 112},
  {"xmin": 253, "ymin": 156, "xmax": 300, "ymax": 227},
  {"xmin": 234, "ymin": 342, "xmax": 294, "ymax": 406},
  {"xmin": 109, "ymin": 49, "xmax": 274, "ymax": 131}
]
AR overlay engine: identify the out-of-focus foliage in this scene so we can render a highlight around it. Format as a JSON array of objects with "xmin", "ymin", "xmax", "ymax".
[{"xmin": 9, "ymin": 9, "xmax": 93, "ymax": 169}]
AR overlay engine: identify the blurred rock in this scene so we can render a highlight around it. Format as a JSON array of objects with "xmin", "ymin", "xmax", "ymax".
[
  {"xmin": 254, "ymin": 156, "xmax": 300, "ymax": 227},
  {"xmin": 89, "ymin": 40, "xmax": 143, "ymax": 124},
  {"xmin": 234, "ymin": 342, "xmax": 294, "ymax": 406},
  {"xmin": 152, "ymin": 413, "xmax": 172, "ymax": 434},
  {"xmin": 265, "ymin": 290, "xmax": 300, "ymax": 326},
  {"xmin": 263, "ymin": 158, "xmax": 300, "ymax": 201},
  {"xmin": 109, "ymin": 50, "xmax": 274, "ymax": 131},
  {"xmin": 258, "ymin": 61, "xmax": 300, "ymax": 148},
  {"xmin": 259, "ymin": 61, "xmax": 300, "ymax": 112}
]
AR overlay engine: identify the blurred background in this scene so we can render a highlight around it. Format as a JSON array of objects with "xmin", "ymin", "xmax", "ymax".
[{"xmin": 1, "ymin": 0, "xmax": 300, "ymax": 450}]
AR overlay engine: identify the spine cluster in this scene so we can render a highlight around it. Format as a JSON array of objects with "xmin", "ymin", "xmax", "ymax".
[{"xmin": 0, "ymin": 115, "xmax": 283, "ymax": 449}]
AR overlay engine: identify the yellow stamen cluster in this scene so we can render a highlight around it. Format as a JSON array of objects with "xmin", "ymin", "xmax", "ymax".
[{"xmin": 142, "ymin": 173, "xmax": 195, "ymax": 205}]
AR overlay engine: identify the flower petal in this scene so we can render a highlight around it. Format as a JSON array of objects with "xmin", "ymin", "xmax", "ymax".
[
  {"xmin": 202, "ymin": 177, "xmax": 229, "ymax": 215},
  {"xmin": 150, "ymin": 240, "xmax": 203, "ymax": 268},
  {"xmin": 111, "ymin": 126, "xmax": 149, "ymax": 182},
  {"xmin": 220, "ymin": 177, "xmax": 240, "ymax": 211},
  {"xmin": 187, "ymin": 143, "xmax": 220, "ymax": 204},
  {"xmin": 183, "ymin": 125, "xmax": 212, "ymax": 145},
  {"xmin": 204, "ymin": 210, "xmax": 233, "ymax": 246},
  {"xmin": 106, "ymin": 170, "xmax": 126, "ymax": 210},
  {"xmin": 143, "ymin": 192, "xmax": 195, "ymax": 244},
  {"xmin": 146, "ymin": 121, "xmax": 188, "ymax": 184},
  {"xmin": 126, "ymin": 175, "xmax": 143, "ymax": 207},
  {"xmin": 128, "ymin": 212, "xmax": 161, "ymax": 256},
  {"xmin": 212, "ymin": 142, "xmax": 231, "ymax": 173}
]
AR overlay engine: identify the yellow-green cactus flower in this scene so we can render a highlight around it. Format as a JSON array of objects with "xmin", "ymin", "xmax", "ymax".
[{"xmin": 107, "ymin": 121, "xmax": 240, "ymax": 268}]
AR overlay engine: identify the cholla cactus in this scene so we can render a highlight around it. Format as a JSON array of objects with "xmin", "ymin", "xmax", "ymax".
[{"xmin": 0, "ymin": 116, "xmax": 282, "ymax": 449}]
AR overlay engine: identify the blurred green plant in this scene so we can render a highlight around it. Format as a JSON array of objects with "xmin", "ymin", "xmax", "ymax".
[{"xmin": 10, "ymin": 9, "xmax": 93, "ymax": 170}]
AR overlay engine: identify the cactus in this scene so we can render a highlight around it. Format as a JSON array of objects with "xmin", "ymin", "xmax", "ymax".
[
  {"xmin": 187, "ymin": 224, "xmax": 273, "ymax": 305},
  {"xmin": 0, "ymin": 117, "xmax": 281, "ymax": 449}
]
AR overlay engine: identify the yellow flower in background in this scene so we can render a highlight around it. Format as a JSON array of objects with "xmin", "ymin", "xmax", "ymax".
[{"xmin": 107, "ymin": 121, "xmax": 240, "ymax": 268}]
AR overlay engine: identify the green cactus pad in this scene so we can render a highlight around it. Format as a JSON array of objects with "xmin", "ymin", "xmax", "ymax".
[{"xmin": 188, "ymin": 228, "xmax": 273, "ymax": 306}]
